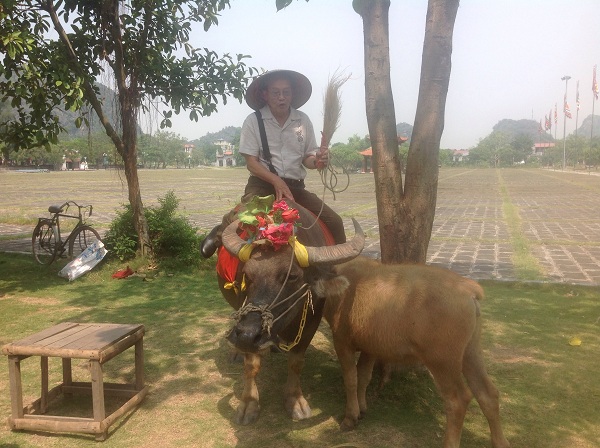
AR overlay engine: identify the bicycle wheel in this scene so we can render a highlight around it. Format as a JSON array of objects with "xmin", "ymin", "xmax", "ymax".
[
  {"xmin": 32, "ymin": 220, "xmax": 57, "ymax": 265},
  {"xmin": 68, "ymin": 225, "xmax": 102, "ymax": 259}
]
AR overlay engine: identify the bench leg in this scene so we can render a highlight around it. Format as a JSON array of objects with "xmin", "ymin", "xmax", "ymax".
[
  {"xmin": 40, "ymin": 356, "xmax": 49, "ymax": 413},
  {"xmin": 7, "ymin": 356, "xmax": 24, "ymax": 424},
  {"xmin": 62, "ymin": 358, "xmax": 73, "ymax": 397},
  {"xmin": 90, "ymin": 360, "xmax": 107, "ymax": 441},
  {"xmin": 135, "ymin": 338, "xmax": 144, "ymax": 391}
]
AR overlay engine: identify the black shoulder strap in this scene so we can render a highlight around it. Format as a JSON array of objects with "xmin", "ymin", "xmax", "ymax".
[{"xmin": 254, "ymin": 110, "xmax": 278, "ymax": 175}]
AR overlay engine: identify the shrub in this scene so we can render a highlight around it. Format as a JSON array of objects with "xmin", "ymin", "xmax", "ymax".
[{"xmin": 104, "ymin": 191, "xmax": 203, "ymax": 266}]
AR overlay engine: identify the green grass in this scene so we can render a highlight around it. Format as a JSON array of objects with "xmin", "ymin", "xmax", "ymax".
[
  {"xmin": 1, "ymin": 252, "xmax": 599, "ymax": 447},
  {"xmin": 496, "ymin": 171, "xmax": 546, "ymax": 281}
]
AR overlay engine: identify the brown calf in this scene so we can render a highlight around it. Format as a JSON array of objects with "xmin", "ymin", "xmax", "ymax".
[{"xmin": 317, "ymin": 257, "xmax": 510, "ymax": 448}]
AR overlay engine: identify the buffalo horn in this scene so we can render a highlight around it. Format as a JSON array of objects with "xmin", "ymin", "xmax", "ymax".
[
  {"xmin": 221, "ymin": 217, "xmax": 365, "ymax": 265},
  {"xmin": 222, "ymin": 220, "xmax": 248, "ymax": 256},
  {"xmin": 306, "ymin": 217, "xmax": 365, "ymax": 265}
]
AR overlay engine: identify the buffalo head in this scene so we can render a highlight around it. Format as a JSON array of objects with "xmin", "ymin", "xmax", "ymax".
[{"xmin": 222, "ymin": 217, "xmax": 364, "ymax": 353}]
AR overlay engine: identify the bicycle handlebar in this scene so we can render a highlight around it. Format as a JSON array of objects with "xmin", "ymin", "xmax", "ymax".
[{"xmin": 50, "ymin": 201, "xmax": 93, "ymax": 217}]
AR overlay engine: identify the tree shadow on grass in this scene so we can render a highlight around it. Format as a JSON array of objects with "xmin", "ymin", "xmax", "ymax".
[{"xmin": 2, "ymin": 254, "xmax": 599, "ymax": 447}]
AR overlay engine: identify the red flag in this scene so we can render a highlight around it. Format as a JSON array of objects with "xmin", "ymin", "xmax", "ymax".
[
  {"xmin": 564, "ymin": 94, "xmax": 572, "ymax": 119},
  {"xmin": 554, "ymin": 103, "xmax": 558, "ymax": 124},
  {"xmin": 576, "ymin": 80, "xmax": 580, "ymax": 110},
  {"xmin": 594, "ymin": 65, "xmax": 599, "ymax": 100},
  {"xmin": 548, "ymin": 109, "xmax": 552, "ymax": 130},
  {"xmin": 538, "ymin": 119, "xmax": 543, "ymax": 132},
  {"xmin": 544, "ymin": 115, "xmax": 550, "ymax": 130}
]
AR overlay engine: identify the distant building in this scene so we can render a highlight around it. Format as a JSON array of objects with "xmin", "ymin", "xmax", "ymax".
[
  {"xmin": 359, "ymin": 135, "xmax": 408, "ymax": 173},
  {"xmin": 451, "ymin": 149, "xmax": 469, "ymax": 162},
  {"xmin": 184, "ymin": 143, "xmax": 194, "ymax": 168},
  {"xmin": 532, "ymin": 142, "xmax": 555, "ymax": 156},
  {"xmin": 214, "ymin": 139, "xmax": 236, "ymax": 167}
]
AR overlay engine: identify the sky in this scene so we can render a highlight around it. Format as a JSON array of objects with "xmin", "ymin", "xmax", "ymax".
[{"xmin": 160, "ymin": 0, "xmax": 600, "ymax": 149}]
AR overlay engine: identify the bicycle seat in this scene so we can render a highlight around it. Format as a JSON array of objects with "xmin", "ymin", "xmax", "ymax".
[{"xmin": 48, "ymin": 204, "xmax": 65, "ymax": 214}]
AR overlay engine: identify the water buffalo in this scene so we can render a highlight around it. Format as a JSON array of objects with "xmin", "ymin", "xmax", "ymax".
[
  {"xmin": 317, "ymin": 257, "xmax": 510, "ymax": 448},
  {"xmin": 219, "ymin": 200, "xmax": 364, "ymax": 425}
]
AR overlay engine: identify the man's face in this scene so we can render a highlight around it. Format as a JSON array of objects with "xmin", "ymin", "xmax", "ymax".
[{"xmin": 262, "ymin": 78, "xmax": 293, "ymax": 115}]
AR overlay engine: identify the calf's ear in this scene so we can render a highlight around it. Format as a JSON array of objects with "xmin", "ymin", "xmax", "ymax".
[{"xmin": 312, "ymin": 275, "xmax": 350, "ymax": 298}]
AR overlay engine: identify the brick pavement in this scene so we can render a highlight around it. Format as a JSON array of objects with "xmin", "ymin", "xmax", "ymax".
[{"xmin": 1, "ymin": 167, "xmax": 599, "ymax": 285}]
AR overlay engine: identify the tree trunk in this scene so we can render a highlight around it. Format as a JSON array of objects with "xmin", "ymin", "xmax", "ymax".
[
  {"xmin": 119, "ymin": 90, "xmax": 152, "ymax": 257},
  {"xmin": 400, "ymin": 0, "xmax": 459, "ymax": 262},
  {"xmin": 356, "ymin": 0, "xmax": 405, "ymax": 264},
  {"xmin": 357, "ymin": 0, "xmax": 459, "ymax": 264}
]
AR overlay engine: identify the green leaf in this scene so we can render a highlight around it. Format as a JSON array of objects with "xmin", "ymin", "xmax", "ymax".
[
  {"xmin": 276, "ymin": 0, "xmax": 294, "ymax": 11},
  {"xmin": 243, "ymin": 195, "xmax": 275, "ymax": 215},
  {"xmin": 238, "ymin": 211, "xmax": 258, "ymax": 226}
]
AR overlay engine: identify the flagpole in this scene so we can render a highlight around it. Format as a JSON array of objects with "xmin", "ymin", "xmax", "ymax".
[
  {"xmin": 591, "ymin": 98, "xmax": 596, "ymax": 149},
  {"xmin": 554, "ymin": 103, "xmax": 557, "ymax": 142},
  {"xmin": 592, "ymin": 65, "xmax": 598, "ymax": 160},
  {"xmin": 575, "ymin": 81, "xmax": 579, "ymax": 138},
  {"xmin": 561, "ymin": 75, "xmax": 571, "ymax": 170}
]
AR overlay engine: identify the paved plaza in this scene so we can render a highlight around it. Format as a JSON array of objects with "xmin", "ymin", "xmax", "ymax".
[{"xmin": 1, "ymin": 167, "xmax": 599, "ymax": 286}]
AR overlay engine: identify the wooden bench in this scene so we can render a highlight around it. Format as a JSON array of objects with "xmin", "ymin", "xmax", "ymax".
[{"xmin": 2, "ymin": 322, "xmax": 148, "ymax": 441}]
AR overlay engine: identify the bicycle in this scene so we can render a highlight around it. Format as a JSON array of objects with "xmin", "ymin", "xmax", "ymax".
[{"xmin": 32, "ymin": 201, "xmax": 102, "ymax": 265}]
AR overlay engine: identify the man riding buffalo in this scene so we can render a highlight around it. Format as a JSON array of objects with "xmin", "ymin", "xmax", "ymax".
[{"xmin": 202, "ymin": 69, "xmax": 362, "ymax": 424}]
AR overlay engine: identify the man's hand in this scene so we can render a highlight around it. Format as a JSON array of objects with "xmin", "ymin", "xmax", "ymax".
[
  {"xmin": 315, "ymin": 146, "xmax": 329, "ymax": 169},
  {"xmin": 273, "ymin": 177, "xmax": 294, "ymax": 201}
]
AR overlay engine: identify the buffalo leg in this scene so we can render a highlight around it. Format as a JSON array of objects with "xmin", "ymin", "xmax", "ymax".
[
  {"xmin": 236, "ymin": 352, "xmax": 261, "ymax": 425},
  {"xmin": 462, "ymin": 341, "xmax": 510, "ymax": 448},
  {"xmin": 284, "ymin": 350, "xmax": 312, "ymax": 420},
  {"xmin": 428, "ymin": 361, "xmax": 472, "ymax": 448},
  {"xmin": 356, "ymin": 352, "xmax": 376, "ymax": 417}
]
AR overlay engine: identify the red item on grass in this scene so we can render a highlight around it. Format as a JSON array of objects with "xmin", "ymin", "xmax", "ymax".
[{"xmin": 112, "ymin": 266, "xmax": 134, "ymax": 279}]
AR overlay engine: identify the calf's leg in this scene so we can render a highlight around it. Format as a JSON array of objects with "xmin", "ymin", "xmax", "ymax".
[
  {"xmin": 334, "ymin": 343, "xmax": 361, "ymax": 430},
  {"xmin": 236, "ymin": 353, "xmax": 261, "ymax": 425},
  {"xmin": 462, "ymin": 340, "xmax": 510, "ymax": 448},
  {"xmin": 428, "ymin": 361, "xmax": 472, "ymax": 448},
  {"xmin": 356, "ymin": 352, "xmax": 376, "ymax": 416},
  {"xmin": 284, "ymin": 350, "xmax": 312, "ymax": 420}
]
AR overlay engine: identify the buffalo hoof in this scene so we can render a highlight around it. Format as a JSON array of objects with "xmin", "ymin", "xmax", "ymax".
[
  {"xmin": 235, "ymin": 400, "xmax": 260, "ymax": 425},
  {"xmin": 285, "ymin": 395, "xmax": 312, "ymax": 420},
  {"xmin": 340, "ymin": 415, "xmax": 359, "ymax": 431}
]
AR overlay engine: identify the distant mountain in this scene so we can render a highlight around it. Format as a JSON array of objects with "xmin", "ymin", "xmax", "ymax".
[
  {"xmin": 58, "ymin": 84, "xmax": 118, "ymax": 136},
  {"xmin": 1, "ymin": 82, "xmax": 138, "ymax": 138},
  {"xmin": 575, "ymin": 114, "xmax": 600, "ymax": 138},
  {"xmin": 493, "ymin": 119, "xmax": 553, "ymax": 143},
  {"xmin": 396, "ymin": 122, "xmax": 413, "ymax": 140}
]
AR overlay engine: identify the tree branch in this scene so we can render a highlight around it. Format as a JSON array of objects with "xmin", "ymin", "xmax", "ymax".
[{"xmin": 41, "ymin": 0, "xmax": 124, "ymax": 153}]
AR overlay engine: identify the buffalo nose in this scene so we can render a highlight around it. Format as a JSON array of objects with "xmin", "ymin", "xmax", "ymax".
[
  {"xmin": 234, "ymin": 326, "xmax": 262, "ymax": 350},
  {"xmin": 227, "ymin": 313, "xmax": 264, "ymax": 352}
]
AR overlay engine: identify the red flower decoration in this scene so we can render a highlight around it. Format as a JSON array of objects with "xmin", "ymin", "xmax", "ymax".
[
  {"xmin": 281, "ymin": 208, "xmax": 300, "ymax": 223},
  {"xmin": 256, "ymin": 215, "xmax": 268, "ymax": 228},
  {"xmin": 272, "ymin": 200, "xmax": 289, "ymax": 212},
  {"xmin": 262, "ymin": 222, "xmax": 294, "ymax": 249},
  {"xmin": 237, "ymin": 195, "xmax": 301, "ymax": 248}
]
